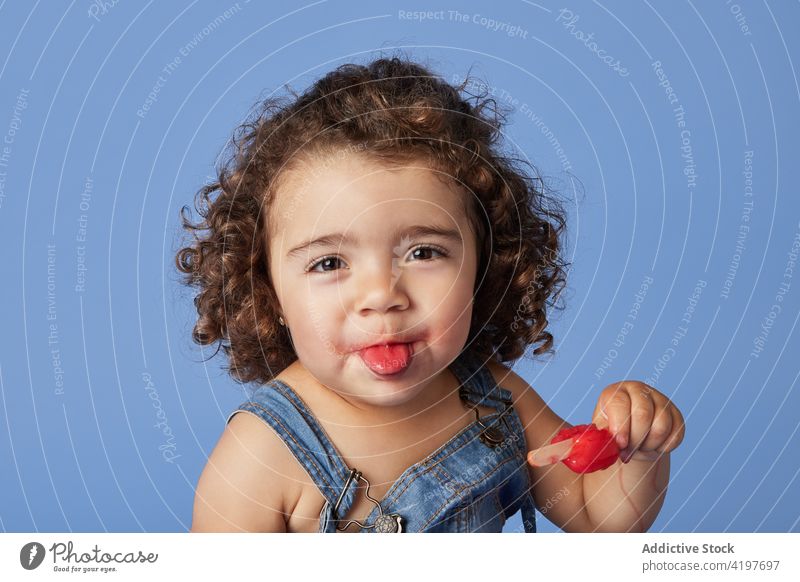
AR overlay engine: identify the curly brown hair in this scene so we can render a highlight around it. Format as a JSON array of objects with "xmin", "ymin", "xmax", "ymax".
[{"xmin": 176, "ymin": 53, "xmax": 569, "ymax": 385}]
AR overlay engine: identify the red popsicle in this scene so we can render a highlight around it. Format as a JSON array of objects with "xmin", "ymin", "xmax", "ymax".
[{"xmin": 528, "ymin": 423, "xmax": 620, "ymax": 474}]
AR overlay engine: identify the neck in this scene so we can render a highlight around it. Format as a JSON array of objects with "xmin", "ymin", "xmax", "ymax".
[
  {"xmin": 334, "ymin": 371, "xmax": 457, "ymax": 427},
  {"xmin": 278, "ymin": 358, "xmax": 462, "ymax": 428}
]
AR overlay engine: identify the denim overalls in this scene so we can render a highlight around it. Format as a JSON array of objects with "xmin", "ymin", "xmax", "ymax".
[{"xmin": 226, "ymin": 349, "xmax": 538, "ymax": 532}]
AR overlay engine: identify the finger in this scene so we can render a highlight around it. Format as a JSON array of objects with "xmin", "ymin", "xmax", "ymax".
[
  {"xmin": 625, "ymin": 449, "xmax": 662, "ymax": 462},
  {"xmin": 603, "ymin": 385, "xmax": 632, "ymax": 449},
  {"xmin": 640, "ymin": 396, "xmax": 674, "ymax": 452},
  {"xmin": 657, "ymin": 404, "xmax": 686, "ymax": 453},
  {"xmin": 625, "ymin": 384, "xmax": 655, "ymax": 456},
  {"xmin": 591, "ymin": 396, "xmax": 611, "ymax": 430}
]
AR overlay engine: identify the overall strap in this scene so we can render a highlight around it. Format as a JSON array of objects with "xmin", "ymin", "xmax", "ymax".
[
  {"xmin": 226, "ymin": 379, "xmax": 359, "ymax": 514},
  {"xmin": 449, "ymin": 349, "xmax": 514, "ymax": 413},
  {"xmin": 452, "ymin": 349, "xmax": 538, "ymax": 531},
  {"xmin": 520, "ymin": 492, "xmax": 538, "ymax": 532}
]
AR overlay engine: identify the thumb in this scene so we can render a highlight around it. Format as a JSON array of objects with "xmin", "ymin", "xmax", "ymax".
[{"xmin": 592, "ymin": 403, "xmax": 610, "ymax": 430}]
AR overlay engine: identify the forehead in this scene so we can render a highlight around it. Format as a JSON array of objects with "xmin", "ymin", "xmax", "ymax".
[{"xmin": 269, "ymin": 153, "xmax": 471, "ymax": 243}]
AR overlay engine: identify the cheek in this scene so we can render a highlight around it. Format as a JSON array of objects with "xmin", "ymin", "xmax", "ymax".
[
  {"xmin": 288, "ymin": 307, "xmax": 340, "ymax": 361},
  {"xmin": 422, "ymin": 274, "xmax": 475, "ymax": 329},
  {"xmin": 286, "ymin": 284, "xmax": 349, "ymax": 341}
]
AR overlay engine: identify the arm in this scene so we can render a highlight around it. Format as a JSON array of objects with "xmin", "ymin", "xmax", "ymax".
[
  {"xmin": 486, "ymin": 362, "xmax": 684, "ymax": 532},
  {"xmin": 582, "ymin": 381, "xmax": 684, "ymax": 532},
  {"xmin": 190, "ymin": 411, "xmax": 291, "ymax": 532},
  {"xmin": 486, "ymin": 361, "xmax": 594, "ymax": 532},
  {"xmin": 581, "ymin": 448, "xmax": 670, "ymax": 532}
]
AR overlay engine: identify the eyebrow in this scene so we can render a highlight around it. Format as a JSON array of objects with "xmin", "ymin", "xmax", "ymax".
[{"xmin": 286, "ymin": 224, "xmax": 463, "ymax": 259}]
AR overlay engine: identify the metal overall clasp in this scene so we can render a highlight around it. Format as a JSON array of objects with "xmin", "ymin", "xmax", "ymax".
[
  {"xmin": 332, "ymin": 468, "xmax": 404, "ymax": 533},
  {"xmin": 460, "ymin": 386, "xmax": 514, "ymax": 449}
]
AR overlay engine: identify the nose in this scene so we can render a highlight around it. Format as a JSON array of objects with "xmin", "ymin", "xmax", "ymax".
[{"xmin": 354, "ymin": 256, "xmax": 410, "ymax": 315}]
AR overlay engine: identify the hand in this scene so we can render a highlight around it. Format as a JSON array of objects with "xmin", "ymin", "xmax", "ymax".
[{"xmin": 591, "ymin": 381, "xmax": 685, "ymax": 463}]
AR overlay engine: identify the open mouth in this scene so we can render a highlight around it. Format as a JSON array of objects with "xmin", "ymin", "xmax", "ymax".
[{"xmin": 357, "ymin": 342, "xmax": 414, "ymax": 376}]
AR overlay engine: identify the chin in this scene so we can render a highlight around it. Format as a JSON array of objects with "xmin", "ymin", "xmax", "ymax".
[
  {"xmin": 370, "ymin": 384, "xmax": 427, "ymax": 407},
  {"xmin": 345, "ymin": 362, "xmax": 429, "ymax": 408}
]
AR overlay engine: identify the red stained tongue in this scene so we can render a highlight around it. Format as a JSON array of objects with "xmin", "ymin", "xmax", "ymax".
[{"xmin": 359, "ymin": 343, "xmax": 412, "ymax": 374}]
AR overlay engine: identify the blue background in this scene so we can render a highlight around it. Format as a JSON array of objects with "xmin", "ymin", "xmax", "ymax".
[{"xmin": 1, "ymin": 0, "xmax": 798, "ymax": 533}]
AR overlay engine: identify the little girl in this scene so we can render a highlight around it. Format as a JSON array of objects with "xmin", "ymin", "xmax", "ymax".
[{"xmin": 178, "ymin": 54, "xmax": 685, "ymax": 533}]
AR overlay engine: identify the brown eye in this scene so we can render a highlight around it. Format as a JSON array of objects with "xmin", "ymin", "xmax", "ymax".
[
  {"xmin": 409, "ymin": 245, "xmax": 447, "ymax": 261},
  {"xmin": 307, "ymin": 256, "xmax": 344, "ymax": 273}
]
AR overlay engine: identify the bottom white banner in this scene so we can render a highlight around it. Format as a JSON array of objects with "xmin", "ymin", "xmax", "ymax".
[{"xmin": 1, "ymin": 533, "xmax": 797, "ymax": 581}]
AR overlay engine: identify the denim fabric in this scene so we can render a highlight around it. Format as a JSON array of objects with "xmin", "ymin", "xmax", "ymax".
[{"xmin": 226, "ymin": 349, "xmax": 537, "ymax": 532}]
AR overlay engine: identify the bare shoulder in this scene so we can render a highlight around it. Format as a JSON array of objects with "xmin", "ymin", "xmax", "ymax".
[
  {"xmin": 191, "ymin": 410, "xmax": 299, "ymax": 532},
  {"xmin": 486, "ymin": 361, "xmax": 566, "ymax": 450},
  {"xmin": 484, "ymin": 360, "xmax": 567, "ymax": 449},
  {"xmin": 484, "ymin": 359, "xmax": 594, "ymax": 532}
]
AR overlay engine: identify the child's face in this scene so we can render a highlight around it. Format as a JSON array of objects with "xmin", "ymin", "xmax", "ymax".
[{"xmin": 267, "ymin": 152, "xmax": 479, "ymax": 411}]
